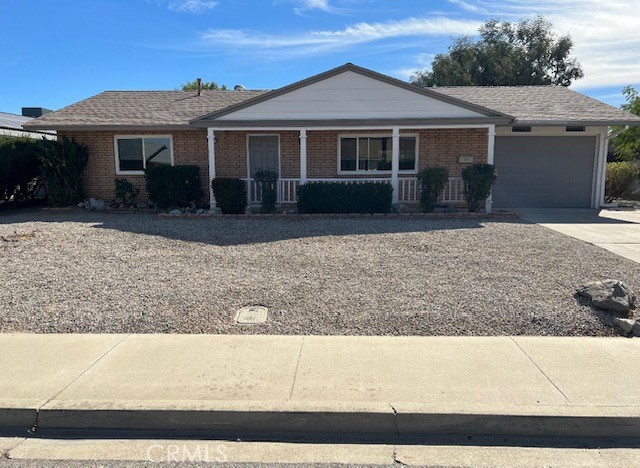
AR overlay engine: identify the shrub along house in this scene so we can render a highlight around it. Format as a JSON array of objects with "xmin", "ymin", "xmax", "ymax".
[{"xmin": 23, "ymin": 63, "xmax": 640, "ymax": 211}]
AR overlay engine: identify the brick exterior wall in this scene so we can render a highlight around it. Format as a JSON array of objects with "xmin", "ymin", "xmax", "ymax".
[
  {"xmin": 421, "ymin": 129, "xmax": 488, "ymax": 175},
  {"xmin": 61, "ymin": 128, "xmax": 487, "ymax": 204},
  {"xmin": 58, "ymin": 129, "xmax": 209, "ymax": 202}
]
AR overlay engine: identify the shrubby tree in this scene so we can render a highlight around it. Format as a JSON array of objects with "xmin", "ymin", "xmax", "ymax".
[
  {"xmin": 411, "ymin": 16, "xmax": 584, "ymax": 87},
  {"xmin": 181, "ymin": 80, "xmax": 228, "ymax": 91},
  {"xmin": 611, "ymin": 86, "xmax": 640, "ymax": 161}
]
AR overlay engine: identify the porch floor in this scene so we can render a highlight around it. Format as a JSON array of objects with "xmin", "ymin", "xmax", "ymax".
[{"xmin": 0, "ymin": 210, "xmax": 634, "ymax": 336}]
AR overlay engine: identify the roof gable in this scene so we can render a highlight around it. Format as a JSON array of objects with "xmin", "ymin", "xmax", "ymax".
[{"xmin": 191, "ymin": 64, "xmax": 509, "ymax": 126}]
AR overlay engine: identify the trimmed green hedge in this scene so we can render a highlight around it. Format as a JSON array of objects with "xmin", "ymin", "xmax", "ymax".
[
  {"xmin": 145, "ymin": 165, "xmax": 201, "ymax": 208},
  {"xmin": 211, "ymin": 178, "xmax": 247, "ymax": 214},
  {"xmin": 297, "ymin": 182, "xmax": 392, "ymax": 213},
  {"xmin": 418, "ymin": 167, "xmax": 449, "ymax": 212},
  {"xmin": 254, "ymin": 170, "xmax": 278, "ymax": 213},
  {"xmin": 461, "ymin": 163, "xmax": 497, "ymax": 212}
]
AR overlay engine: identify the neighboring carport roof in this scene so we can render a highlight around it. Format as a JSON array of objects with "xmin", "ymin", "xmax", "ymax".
[
  {"xmin": 0, "ymin": 111, "xmax": 55, "ymax": 135},
  {"xmin": 432, "ymin": 85, "xmax": 640, "ymax": 126}
]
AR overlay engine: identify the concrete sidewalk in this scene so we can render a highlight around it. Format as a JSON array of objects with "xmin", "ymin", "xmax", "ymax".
[{"xmin": 1, "ymin": 334, "xmax": 639, "ymax": 438}]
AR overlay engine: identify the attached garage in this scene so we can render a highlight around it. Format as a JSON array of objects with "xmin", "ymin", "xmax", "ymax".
[{"xmin": 492, "ymin": 136, "xmax": 597, "ymax": 208}]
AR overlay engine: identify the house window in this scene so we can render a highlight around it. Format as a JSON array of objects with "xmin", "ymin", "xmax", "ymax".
[
  {"xmin": 339, "ymin": 135, "xmax": 417, "ymax": 173},
  {"xmin": 566, "ymin": 126, "xmax": 586, "ymax": 132},
  {"xmin": 115, "ymin": 136, "xmax": 173, "ymax": 173}
]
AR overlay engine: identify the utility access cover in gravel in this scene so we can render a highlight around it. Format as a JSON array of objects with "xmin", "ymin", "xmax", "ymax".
[{"xmin": 236, "ymin": 306, "xmax": 268, "ymax": 324}]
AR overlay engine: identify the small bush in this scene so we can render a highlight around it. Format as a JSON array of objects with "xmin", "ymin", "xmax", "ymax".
[
  {"xmin": 418, "ymin": 167, "xmax": 449, "ymax": 212},
  {"xmin": 114, "ymin": 178, "xmax": 139, "ymax": 207},
  {"xmin": 145, "ymin": 165, "xmax": 201, "ymax": 209},
  {"xmin": 461, "ymin": 163, "xmax": 497, "ymax": 212},
  {"xmin": 605, "ymin": 161, "xmax": 638, "ymax": 203},
  {"xmin": 38, "ymin": 136, "xmax": 89, "ymax": 207},
  {"xmin": 297, "ymin": 182, "xmax": 392, "ymax": 213},
  {"xmin": 0, "ymin": 138, "xmax": 42, "ymax": 203},
  {"xmin": 254, "ymin": 170, "xmax": 278, "ymax": 213},
  {"xmin": 211, "ymin": 178, "xmax": 247, "ymax": 214}
]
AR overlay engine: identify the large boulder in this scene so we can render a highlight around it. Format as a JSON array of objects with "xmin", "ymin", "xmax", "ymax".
[
  {"xmin": 613, "ymin": 317, "xmax": 635, "ymax": 335},
  {"xmin": 577, "ymin": 280, "xmax": 636, "ymax": 316}
]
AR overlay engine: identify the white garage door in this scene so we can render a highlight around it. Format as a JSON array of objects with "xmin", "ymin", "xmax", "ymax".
[{"xmin": 493, "ymin": 136, "xmax": 596, "ymax": 208}]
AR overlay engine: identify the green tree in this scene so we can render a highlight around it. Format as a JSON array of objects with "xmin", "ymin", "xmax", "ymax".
[
  {"xmin": 411, "ymin": 16, "xmax": 583, "ymax": 87},
  {"xmin": 181, "ymin": 80, "xmax": 228, "ymax": 91},
  {"xmin": 611, "ymin": 86, "xmax": 640, "ymax": 161}
]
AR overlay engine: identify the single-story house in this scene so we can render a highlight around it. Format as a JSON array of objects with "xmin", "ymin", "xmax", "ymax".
[{"xmin": 23, "ymin": 63, "xmax": 640, "ymax": 210}]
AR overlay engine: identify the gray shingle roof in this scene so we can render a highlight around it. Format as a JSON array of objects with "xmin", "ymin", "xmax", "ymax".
[
  {"xmin": 23, "ymin": 90, "xmax": 267, "ymax": 130},
  {"xmin": 432, "ymin": 85, "xmax": 640, "ymax": 126},
  {"xmin": 23, "ymin": 81, "xmax": 640, "ymax": 130}
]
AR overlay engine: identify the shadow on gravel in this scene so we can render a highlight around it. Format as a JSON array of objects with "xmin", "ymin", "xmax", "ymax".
[{"xmin": 0, "ymin": 209, "xmax": 523, "ymax": 246}]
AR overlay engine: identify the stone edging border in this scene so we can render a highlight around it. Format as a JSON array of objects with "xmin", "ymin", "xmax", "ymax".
[{"xmin": 157, "ymin": 212, "xmax": 519, "ymax": 220}]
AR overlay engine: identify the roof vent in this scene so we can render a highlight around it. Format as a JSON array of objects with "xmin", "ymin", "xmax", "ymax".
[{"xmin": 234, "ymin": 84, "xmax": 246, "ymax": 91}]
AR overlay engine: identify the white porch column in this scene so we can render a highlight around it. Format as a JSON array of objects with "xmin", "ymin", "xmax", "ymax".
[
  {"xmin": 485, "ymin": 124, "xmax": 496, "ymax": 213},
  {"xmin": 207, "ymin": 128, "xmax": 217, "ymax": 209},
  {"xmin": 299, "ymin": 128, "xmax": 308, "ymax": 184},
  {"xmin": 595, "ymin": 128, "xmax": 609, "ymax": 208},
  {"xmin": 391, "ymin": 126, "xmax": 400, "ymax": 204}
]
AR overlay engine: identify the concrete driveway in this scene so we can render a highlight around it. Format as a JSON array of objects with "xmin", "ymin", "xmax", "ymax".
[{"xmin": 516, "ymin": 208, "xmax": 640, "ymax": 263}]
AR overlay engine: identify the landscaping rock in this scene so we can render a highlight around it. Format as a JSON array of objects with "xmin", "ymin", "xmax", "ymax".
[
  {"xmin": 392, "ymin": 203, "xmax": 409, "ymax": 214},
  {"xmin": 88, "ymin": 198, "xmax": 106, "ymax": 211},
  {"xmin": 196, "ymin": 209, "xmax": 205, "ymax": 214},
  {"xmin": 613, "ymin": 317, "xmax": 635, "ymax": 335},
  {"xmin": 77, "ymin": 202, "xmax": 85, "ymax": 208},
  {"xmin": 576, "ymin": 280, "xmax": 636, "ymax": 316},
  {"xmin": 168, "ymin": 209, "xmax": 182, "ymax": 215},
  {"xmin": 633, "ymin": 321, "xmax": 640, "ymax": 337}
]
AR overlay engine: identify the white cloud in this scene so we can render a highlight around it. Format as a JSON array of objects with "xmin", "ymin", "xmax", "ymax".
[
  {"xmin": 293, "ymin": 0, "xmax": 331, "ymax": 13},
  {"xmin": 168, "ymin": 0, "xmax": 218, "ymax": 13},
  {"xmin": 201, "ymin": 16, "xmax": 480, "ymax": 55},
  {"xmin": 279, "ymin": 0, "xmax": 369, "ymax": 15},
  {"xmin": 447, "ymin": 0, "xmax": 481, "ymax": 13},
  {"xmin": 393, "ymin": 53, "xmax": 435, "ymax": 81}
]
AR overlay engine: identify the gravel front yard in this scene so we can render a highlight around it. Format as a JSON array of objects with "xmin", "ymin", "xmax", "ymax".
[{"xmin": 1, "ymin": 210, "xmax": 637, "ymax": 336}]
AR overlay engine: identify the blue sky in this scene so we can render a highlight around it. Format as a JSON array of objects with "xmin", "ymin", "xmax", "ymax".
[{"xmin": 1, "ymin": 0, "xmax": 638, "ymax": 114}]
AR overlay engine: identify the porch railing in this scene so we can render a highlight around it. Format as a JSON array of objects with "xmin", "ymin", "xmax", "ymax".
[{"xmin": 242, "ymin": 177, "xmax": 464, "ymax": 205}]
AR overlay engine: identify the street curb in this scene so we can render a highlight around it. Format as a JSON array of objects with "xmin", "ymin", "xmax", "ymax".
[
  {"xmin": 0, "ymin": 408, "xmax": 37, "ymax": 430},
  {"xmin": 14, "ymin": 403, "xmax": 640, "ymax": 438}
]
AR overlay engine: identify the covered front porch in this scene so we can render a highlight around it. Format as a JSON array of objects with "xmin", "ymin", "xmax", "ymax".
[{"xmin": 205, "ymin": 124, "xmax": 496, "ymax": 210}]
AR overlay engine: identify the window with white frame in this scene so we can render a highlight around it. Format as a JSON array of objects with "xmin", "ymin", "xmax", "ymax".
[
  {"xmin": 115, "ymin": 136, "xmax": 173, "ymax": 173},
  {"xmin": 339, "ymin": 135, "xmax": 418, "ymax": 173}
]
